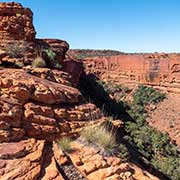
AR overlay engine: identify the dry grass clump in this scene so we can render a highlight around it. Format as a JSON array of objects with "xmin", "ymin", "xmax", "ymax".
[
  {"xmin": 80, "ymin": 125, "xmax": 96, "ymax": 143},
  {"xmin": 81, "ymin": 123, "xmax": 129, "ymax": 160},
  {"xmin": 31, "ymin": 56, "xmax": 46, "ymax": 68},
  {"xmin": 5, "ymin": 41, "xmax": 27, "ymax": 58},
  {"xmin": 58, "ymin": 137, "xmax": 72, "ymax": 152},
  {"xmin": 80, "ymin": 124, "xmax": 116, "ymax": 150}
]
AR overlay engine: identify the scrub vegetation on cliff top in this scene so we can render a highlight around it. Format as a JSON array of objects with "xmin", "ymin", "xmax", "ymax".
[{"xmin": 80, "ymin": 123, "xmax": 129, "ymax": 161}]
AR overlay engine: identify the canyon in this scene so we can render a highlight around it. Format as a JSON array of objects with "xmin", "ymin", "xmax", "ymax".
[
  {"xmin": 69, "ymin": 50, "xmax": 180, "ymax": 148},
  {"xmin": 0, "ymin": 2, "xmax": 179, "ymax": 180},
  {"xmin": 68, "ymin": 49, "xmax": 180, "ymax": 149},
  {"xmin": 68, "ymin": 50, "xmax": 180, "ymax": 94}
]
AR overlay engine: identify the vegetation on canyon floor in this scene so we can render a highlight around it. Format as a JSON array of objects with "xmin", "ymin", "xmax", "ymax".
[
  {"xmin": 124, "ymin": 86, "xmax": 180, "ymax": 180},
  {"xmin": 79, "ymin": 76, "xmax": 180, "ymax": 180}
]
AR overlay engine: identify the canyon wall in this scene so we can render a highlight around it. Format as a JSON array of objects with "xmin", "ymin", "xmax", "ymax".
[
  {"xmin": 82, "ymin": 54, "xmax": 180, "ymax": 93},
  {"xmin": 0, "ymin": 2, "xmax": 161, "ymax": 180}
]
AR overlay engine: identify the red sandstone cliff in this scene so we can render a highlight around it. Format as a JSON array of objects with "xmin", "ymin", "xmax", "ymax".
[
  {"xmin": 0, "ymin": 2, "xmax": 160, "ymax": 180},
  {"xmin": 69, "ymin": 50, "xmax": 180, "ymax": 94}
]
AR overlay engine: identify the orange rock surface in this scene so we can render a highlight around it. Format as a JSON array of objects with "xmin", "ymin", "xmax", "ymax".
[
  {"xmin": 147, "ymin": 94, "xmax": 180, "ymax": 146},
  {"xmin": 82, "ymin": 54, "xmax": 180, "ymax": 93},
  {"xmin": 0, "ymin": 2, "xmax": 35, "ymax": 44},
  {"xmin": 0, "ymin": 67, "xmax": 104, "ymax": 179},
  {"xmin": 0, "ymin": 68, "xmax": 104, "ymax": 142},
  {"xmin": 67, "ymin": 141, "xmax": 159, "ymax": 180},
  {"xmin": 0, "ymin": 2, "xmax": 69, "ymax": 66},
  {"xmin": 0, "ymin": 2, "xmax": 163, "ymax": 180}
]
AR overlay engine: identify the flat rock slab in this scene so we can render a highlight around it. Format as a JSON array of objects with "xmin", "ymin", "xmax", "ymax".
[{"xmin": 68, "ymin": 141, "xmax": 159, "ymax": 180}]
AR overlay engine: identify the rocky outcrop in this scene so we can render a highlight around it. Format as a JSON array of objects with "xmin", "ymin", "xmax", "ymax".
[
  {"xmin": 0, "ymin": 69, "xmax": 160, "ymax": 178},
  {"xmin": 65, "ymin": 141, "xmax": 159, "ymax": 180},
  {"xmin": 35, "ymin": 39, "xmax": 69, "ymax": 66},
  {"xmin": 0, "ymin": 139, "xmax": 45, "ymax": 180},
  {"xmin": 0, "ymin": 2, "xmax": 69, "ymax": 66},
  {"xmin": 40, "ymin": 39, "xmax": 69, "ymax": 61},
  {"xmin": 0, "ymin": 138, "xmax": 66, "ymax": 180},
  {"xmin": 0, "ymin": 3, "xmax": 97, "ymax": 179},
  {"xmin": 0, "ymin": 2, "xmax": 162, "ymax": 180},
  {"xmin": 0, "ymin": 68, "xmax": 104, "ymax": 142},
  {"xmin": 0, "ymin": 67, "xmax": 103, "ymax": 179},
  {"xmin": 0, "ymin": 2, "xmax": 36, "ymax": 65},
  {"xmin": 80, "ymin": 53, "xmax": 180, "ymax": 93},
  {"xmin": 0, "ymin": 2, "xmax": 35, "ymax": 44}
]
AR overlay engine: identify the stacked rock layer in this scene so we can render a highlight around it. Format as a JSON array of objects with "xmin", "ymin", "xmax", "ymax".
[{"xmin": 0, "ymin": 2, "xmax": 161, "ymax": 180}]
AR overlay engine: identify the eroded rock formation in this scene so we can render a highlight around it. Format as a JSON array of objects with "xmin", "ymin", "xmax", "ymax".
[
  {"xmin": 79, "ymin": 54, "xmax": 180, "ymax": 93},
  {"xmin": 0, "ymin": 2, "xmax": 161, "ymax": 180},
  {"xmin": 0, "ymin": 2, "xmax": 35, "ymax": 43},
  {"xmin": 67, "ymin": 141, "xmax": 159, "ymax": 180},
  {"xmin": 0, "ymin": 2, "xmax": 69, "ymax": 66},
  {"xmin": 0, "ymin": 67, "xmax": 104, "ymax": 179}
]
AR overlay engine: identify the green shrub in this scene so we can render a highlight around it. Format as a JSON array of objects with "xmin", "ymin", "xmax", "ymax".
[
  {"xmin": 95, "ymin": 126, "xmax": 116, "ymax": 150},
  {"xmin": 117, "ymin": 144, "xmax": 129, "ymax": 162},
  {"xmin": 44, "ymin": 49, "xmax": 56, "ymax": 61},
  {"xmin": 54, "ymin": 63, "xmax": 62, "ymax": 69},
  {"xmin": 133, "ymin": 85, "xmax": 165, "ymax": 106},
  {"xmin": 80, "ymin": 125, "xmax": 96, "ymax": 143},
  {"xmin": 123, "ymin": 86, "xmax": 130, "ymax": 93},
  {"xmin": 58, "ymin": 137, "xmax": 72, "ymax": 152},
  {"xmin": 152, "ymin": 156, "xmax": 180, "ymax": 180},
  {"xmin": 31, "ymin": 56, "xmax": 46, "ymax": 68},
  {"xmin": 123, "ymin": 85, "xmax": 180, "ymax": 179},
  {"xmin": 44, "ymin": 49, "xmax": 62, "ymax": 69}
]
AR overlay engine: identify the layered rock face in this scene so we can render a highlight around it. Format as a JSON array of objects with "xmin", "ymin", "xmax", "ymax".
[
  {"xmin": 0, "ymin": 2, "xmax": 101, "ymax": 179},
  {"xmin": 0, "ymin": 67, "xmax": 104, "ymax": 179},
  {"xmin": 0, "ymin": 2, "xmax": 36, "ymax": 64},
  {"xmin": 0, "ymin": 2, "xmax": 161, "ymax": 180},
  {"xmin": 67, "ymin": 141, "xmax": 159, "ymax": 180},
  {"xmin": 0, "ymin": 2, "xmax": 35, "ymax": 44},
  {"xmin": 81, "ymin": 54, "xmax": 180, "ymax": 93},
  {"xmin": 0, "ymin": 2, "xmax": 69, "ymax": 66}
]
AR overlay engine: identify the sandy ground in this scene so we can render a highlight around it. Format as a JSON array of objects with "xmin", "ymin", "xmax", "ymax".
[{"xmin": 147, "ymin": 94, "xmax": 180, "ymax": 146}]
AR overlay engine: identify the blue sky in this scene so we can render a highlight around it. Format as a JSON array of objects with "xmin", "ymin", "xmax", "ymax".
[{"xmin": 1, "ymin": 0, "xmax": 180, "ymax": 52}]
